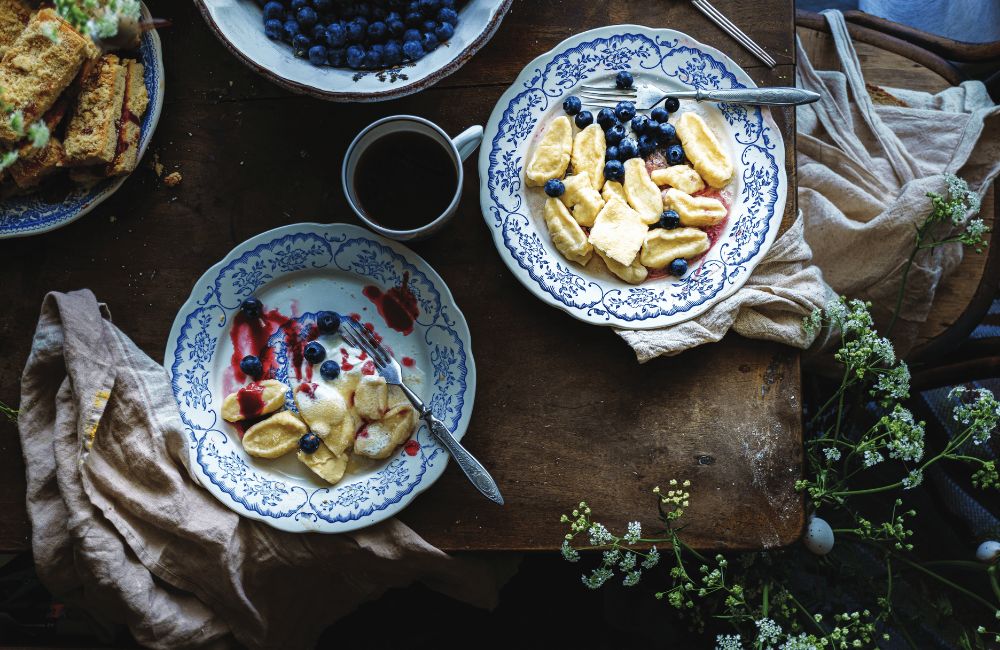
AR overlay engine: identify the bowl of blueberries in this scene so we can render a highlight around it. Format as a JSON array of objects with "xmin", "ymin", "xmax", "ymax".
[{"xmin": 195, "ymin": 0, "xmax": 512, "ymax": 101}]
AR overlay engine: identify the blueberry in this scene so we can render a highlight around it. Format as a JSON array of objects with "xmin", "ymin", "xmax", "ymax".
[
  {"xmin": 658, "ymin": 210, "xmax": 680, "ymax": 229},
  {"xmin": 437, "ymin": 7, "xmax": 458, "ymax": 24},
  {"xmin": 608, "ymin": 123, "xmax": 628, "ymax": 145},
  {"xmin": 264, "ymin": 17, "xmax": 283, "ymax": 39},
  {"xmin": 420, "ymin": 31, "xmax": 438, "ymax": 51},
  {"xmin": 664, "ymin": 97, "xmax": 680, "ymax": 113},
  {"xmin": 614, "ymin": 100, "xmax": 636, "ymax": 122},
  {"xmin": 644, "ymin": 119, "xmax": 659, "ymax": 135},
  {"xmin": 327, "ymin": 47, "xmax": 345, "ymax": 66},
  {"xmin": 263, "ymin": 1, "xmax": 285, "ymax": 20},
  {"xmin": 316, "ymin": 310, "xmax": 340, "ymax": 334},
  {"xmin": 574, "ymin": 110, "xmax": 593, "ymax": 128},
  {"xmin": 615, "ymin": 70, "xmax": 634, "ymax": 89},
  {"xmin": 422, "ymin": 20, "xmax": 437, "ymax": 33},
  {"xmin": 354, "ymin": 1, "xmax": 371, "ymax": 16},
  {"xmin": 656, "ymin": 122, "xmax": 676, "ymax": 144},
  {"xmin": 292, "ymin": 33, "xmax": 312, "ymax": 56},
  {"xmin": 434, "ymin": 21, "xmax": 454, "ymax": 41},
  {"xmin": 387, "ymin": 19, "xmax": 405, "ymax": 36},
  {"xmin": 403, "ymin": 27, "xmax": 421, "ymax": 41},
  {"xmin": 308, "ymin": 44, "xmax": 327, "ymax": 65},
  {"xmin": 346, "ymin": 44, "xmax": 366, "ymax": 68},
  {"xmin": 669, "ymin": 258, "xmax": 688, "ymax": 276},
  {"xmin": 605, "ymin": 145, "xmax": 619, "ymax": 161},
  {"xmin": 596, "ymin": 108, "xmax": 617, "ymax": 130},
  {"xmin": 667, "ymin": 144, "xmax": 685, "ymax": 164},
  {"xmin": 319, "ymin": 360, "xmax": 341, "ymax": 381},
  {"xmin": 618, "ymin": 137, "xmax": 638, "ymax": 159},
  {"xmin": 353, "ymin": 15, "xmax": 369, "ymax": 32},
  {"xmin": 638, "ymin": 134, "xmax": 657, "ymax": 156},
  {"xmin": 240, "ymin": 355, "xmax": 264, "ymax": 379},
  {"xmin": 299, "ymin": 432, "xmax": 321, "ymax": 454},
  {"xmin": 604, "ymin": 159, "xmax": 625, "ymax": 182},
  {"xmin": 402, "ymin": 39, "xmax": 425, "ymax": 59},
  {"xmin": 346, "ymin": 18, "xmax": 365, "ymax": 42},
  {"xmin": 296, "ymin": 6, "xmax": 317, "ymax": 27},
  {"xmin": 405, "ymin": 10, "xmax": 423, "ymax": 25},
  {"xmin": 364, "ymin": 44, "xmax": 384, "ymax": 68},
  {"xmin": 386, "ymin": 11, "xmax": 402, "ymax": 22},
  {"xmin": 314, "ymin": 0, "xmax": 332, "ymax": 11},
  {"xmin": 367, "ymin": 20, "xmax": 387, "ymax": 39},
  {"xmin": 325, "ymin": 22, "xmax": 346, "ymax": 46},
  {"xmin": 630, "ymin": 114, "xmax": 649, "ymax": 134},
  {"xmin": 544, "ymin": 179, "xmax": 565, "ymax": 197},
  {"xmin": 282, "ymin": 19, "xmax": 300, "ymax": 42},
  {"xmin": 418, "ymin": 0, "xmax": 439, "ymax": 15},
  {"xmin": 240, "ymin": 297, "xmax": 263, "ymax": 318},
  {"xmin": 304, "ymin": 341, "xmax": 326, "ymax": 364},
  {"xmin": 650, "ymin": 106, "xmax": 669, "ymax": 123},
  {"xmin": 384, "ymin": 40, "xmax": 403, "ymax": 64},
  {"xmin": 290, "ymin": 0, "xmax": 308, "ymax": 10},
  {"xmin": 562, "ymin": 96, "xmax": 581, "ymax": 115}
]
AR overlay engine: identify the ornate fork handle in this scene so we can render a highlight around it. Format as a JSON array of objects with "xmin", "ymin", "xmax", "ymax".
[
  {"xmin": 398, "ymin": 384, "xmax": 504, "ymax": 505},
  {"xmin": 670, "ymin": 87, "xmax": 820, "ymax": 106}
]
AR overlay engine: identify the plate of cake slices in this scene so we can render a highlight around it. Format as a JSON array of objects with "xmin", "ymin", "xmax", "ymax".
[
  {"xmin": 478, "ymin": 25, "xmax": 787, "ymax": 329},
  {"xmin": 165, "ymin": 222, "xmax": 476, "ymax": 533},
  {"xmin": 195, "ymin": 0, "xmax": 511, "ymax": 102},
  {"xmin": 0, "ymin": 2, "xmax": 163, "ymax": 239}
]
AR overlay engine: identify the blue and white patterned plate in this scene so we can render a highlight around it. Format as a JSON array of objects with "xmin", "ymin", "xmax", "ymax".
[
  {"xmin": 0, "ymin": 4, "xmax": 164, "ymax": 239},
  {"xmin": 478, "ymin": 25, "xmax": 787, "ymax": 329},
  {"xmin": 165, "ymin": 223, "xmax": 476, "ymax": 533}
]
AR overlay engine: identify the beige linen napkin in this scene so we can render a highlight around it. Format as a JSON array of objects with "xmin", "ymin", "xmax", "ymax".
[
  {"xmin": 618, "ymin": 10, "xmax": 1000, "ymax": 362},
  {"xmin": 19, "ymin": 289, "xmax": 506, "ymax": 650}
]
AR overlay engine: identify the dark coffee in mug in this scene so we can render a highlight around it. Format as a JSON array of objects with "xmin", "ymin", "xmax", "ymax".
[{"xmin": 353, "ymin": 131, "xmax": 458, "ymax": 232}]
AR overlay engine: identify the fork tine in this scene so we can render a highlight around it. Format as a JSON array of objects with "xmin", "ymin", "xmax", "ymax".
[
  {"xmin": 344, "ymin": 318, "xmax": 391, "ymax": 366},
  {"xmin": 580, "ymin": 84, "xmax": 636, "ymax": 95},
  {"xmin": 582, "ymin": 101, "xmax": 624, "ymax": 109}
]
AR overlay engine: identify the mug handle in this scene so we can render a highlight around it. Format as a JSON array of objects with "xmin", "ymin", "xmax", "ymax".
[{"xmin": 452, "ymin": 125, "xmax": 484, "ymax": 161}]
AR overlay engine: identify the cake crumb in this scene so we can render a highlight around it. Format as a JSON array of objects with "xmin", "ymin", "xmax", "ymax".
[
  {"xmin": 163, "ymin": 171, "xmax": 182, "ymax": 187},
  {"xmin": 151, "ymin": 152, "xmax": 164, "ymax": 177}
]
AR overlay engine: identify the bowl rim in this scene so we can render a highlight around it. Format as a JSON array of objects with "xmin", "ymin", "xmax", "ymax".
[{"xmin": 193, "ymin": 0, "xmax": 513, "ymax": 102}]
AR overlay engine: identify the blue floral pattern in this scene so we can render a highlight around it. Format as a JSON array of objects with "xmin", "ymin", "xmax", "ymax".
[
  {"xmin": 166, "ymin": 224, "xmax": 474, "ymax": 533},
  {"xmin": 0, "ymin": 14, "xmax": 163, "ymax": 238},
  {"xmin": 480, "ymin": 28, "xmax": 786, "ymax": 328}
]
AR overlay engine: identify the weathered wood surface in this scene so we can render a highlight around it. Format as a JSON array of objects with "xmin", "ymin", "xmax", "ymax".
[{"xmin": 0, "ymin": 0, "xmax": 802, "ymax": 552}]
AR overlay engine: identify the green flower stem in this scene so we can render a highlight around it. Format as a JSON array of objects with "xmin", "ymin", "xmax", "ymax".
[
  {"xmin": 787, "ymin": 590, "xmax": 827, "ymax": 636},
  {"xmin": 894, "ymin": 553, "xmax": 997, "ymax": 612}
]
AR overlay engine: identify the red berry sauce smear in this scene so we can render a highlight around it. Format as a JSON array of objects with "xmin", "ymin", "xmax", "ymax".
[
  {"xmin": 226, "ymin": 305, "xmax": 319, "ymax": 395},
  {"xmin": 403, "ymin": 439, "xmax": 420, "ymax": 456},
  {"xmin": 362, "ymin": 271, "xmax": 419, "ymax": 335}
]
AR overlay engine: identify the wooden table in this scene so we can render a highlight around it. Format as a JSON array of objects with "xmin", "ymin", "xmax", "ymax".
[{"xmin": 0, "ymin": 0, "xmax": 801, "ymax": 552}]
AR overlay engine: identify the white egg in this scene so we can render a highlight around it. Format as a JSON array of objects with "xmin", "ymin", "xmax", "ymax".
[
  {"xmin": 803, "ymin": 515, "xmax": 834, "ymax": 555},
  {"xmin": 976, "ymin": 540, "xmax": 1000, "ymax": 563}
]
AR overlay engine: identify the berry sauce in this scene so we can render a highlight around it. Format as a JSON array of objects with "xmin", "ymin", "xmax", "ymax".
[
  {"xmin": 237, "ymin": 382, "xmax": 267, "ymax": 418},
  {"xmin": 402, "ymin": 357, "xmax": 416, "ymax": 368},
  {"xmin": 298, "ymin": 382, "xmax": 318, "ymax": 399},
  {"xmin": 227, "ymin": 307, "xmax": 318, "ymax": 390},
  {"xmin": 362, "ymin": 271, "xmax": 419, "ymax": 335},
  {"xmin": 403, "ymin": 439, "xmax": 420, "ymax": 456}
]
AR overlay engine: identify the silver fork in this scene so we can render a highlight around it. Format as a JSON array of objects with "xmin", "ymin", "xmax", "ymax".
[
  {"xmin": 579, "ymin": 83, "xmax": 819, "ymax": 110},
  {"xmin": 691, "ymin": 0, "xmax": 776, "ymax": 68},
  {"xmin": 340, "ymin": 318, "xmax": 504, "ymax": 506}
]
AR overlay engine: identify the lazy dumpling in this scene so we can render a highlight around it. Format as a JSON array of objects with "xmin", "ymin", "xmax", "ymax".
[
  {"xmin": 571, "ymin": 124, "xmax": 606, "ymax": 190},
  {"xmin": 544, "ymin": 197, "xmax": 593, "ymax": 266},
  {"xmin": 675, "ymin": 112, "xmax": 733, "ymax": 189},
  {"xmin": 242, "ymin": 411, "xmax": 307, "ymax": 459},
  {"xmin": 559, "ymin": 172, "xmax": 605, "ymax": 227},
  {"xmin": 354, "ymin": 402, "xmax": 419, "ymax": 460},
  {"xmin": 588, "ymin": 197, "xmax": 648, "ymax": 267},
  {"xmin": 525, "ymin": 115, "xmax": 572, "ymax": 186},
  {"xmin": 354, "ymin": 375, "xmax": 389, "ymax": 421},
  {"xmin": 222, "ymin": 380, "xmax": 288, "ymax": 422},
  {"xmin": 595, "ymin": 248, "xmax": 648, "ymax": 285},
  {"xmin": 293, "ymin": 381, "xmax": 347, "ymax": 439},
  {"xmin": 639, "ymin": 228, "xmax": 710, "ymax": 269},
  {"xmin": 664, "ymin": 188, "xmax": 727, "ymax": 227},
  {"xmin": 650, "ymin": 164, "xmax": 706, "ymax": 195},
  {"xmin": 298, "ymin": 441, "xmax": 349, "ymax": 484},
  {"xmin": 623, "ymin": 158, "xmax": 663, "ymax": 225}
]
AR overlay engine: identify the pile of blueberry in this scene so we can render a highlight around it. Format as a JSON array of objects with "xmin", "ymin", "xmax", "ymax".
[
  {"xmin": 238, "ymin": 298, "xmax": 344, "ymax": 381},
  {"xmin": 261, "ymin": 0, "xmax": 462, "ymax": 69}
]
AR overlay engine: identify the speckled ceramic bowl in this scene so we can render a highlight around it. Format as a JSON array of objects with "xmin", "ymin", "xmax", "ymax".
[{"xmin": 195, "ymin": 0, "xmax": 511, "ymax": 102}]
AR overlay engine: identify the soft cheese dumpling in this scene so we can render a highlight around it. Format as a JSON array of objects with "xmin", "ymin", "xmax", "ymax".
[
  {"xmin": 242, "ymin": 411, "xmax": 307, "ymax": 458},
  {"xmin": 544, "ymin": 198, "xmax": 592, "ymax": 266},
  {"xmin": 664, "ymin": 188, "xmax": 727, "ymax": 227},
  {"xmin": 595, "ymin": 248, "xmax": 648, "ymax": 285},
  {"xmin": 354, "ymin": 388, "xmax": 419, "ymax": 460},
  {"xmin": 298, "ymin": 441, "xmax": 349, "ymax": 484},
  {"xmin": 222, "ymin": 380, "xmax": 288, "ymax": 422},
  {"xmin": 650, "ymin": 164, "xmax": 706, "ymax": 195},
  {"xmin": 601, "ymin": 180, "xmax": 626, "ymax": 203},
  {"xmin": 525, "ymin": 115, "xmax": 572, "ymax": 186},
  {"xmin": 294, "ymin": 381, "xmax": 347, "ymax": 439},
  {"xmin": 675, "ymin": 112, "xmax": 733, "ymax": 189},
  {"xmin": 559, "ymin": 172, "xmax": 605, "ymax": 227},
  {"xmin": 588, "ymin": 196, "xmax": 647, "ymax": 266},
  {"xmin": 623, "ymin": 158, "xmax": 663, "ymax": 224},
  {"xmin": 639, "ymin": 228, "xmax": 710, "ymax": 269},
  {"xmin": 571, "ymin": 124, "xmax": 606, "ymax": 190},
  {"xmin": 354, "ymin": 375, "xmax": 389, "ymax": 421}
]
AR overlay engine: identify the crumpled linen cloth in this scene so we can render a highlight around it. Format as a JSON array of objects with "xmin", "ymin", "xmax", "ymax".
[
  {"xmin": 18, "ymin": 289, "xmax": 506, "ymax": 649},
  {"xmin": 619, "ymin": 9, "xmax": 1000, "ymax": 362}
]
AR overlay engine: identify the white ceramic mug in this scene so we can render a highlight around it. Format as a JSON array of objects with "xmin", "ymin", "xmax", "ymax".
[{"xmin": 342, "ymin": 115, "xmax": 483, "ymax": 241}]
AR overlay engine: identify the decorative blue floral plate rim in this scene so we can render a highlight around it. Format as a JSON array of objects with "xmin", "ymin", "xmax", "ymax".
[
  {"xmin": 477, "ymin": 25, "xmax": 787, "ymax": 329},
  {"xmin": 0, "ymin": 3, "xmax": 165, "ymax": 239},
  {"xmin": 164, "ymin": 222, "xmax": 476, "ymax": 534}
]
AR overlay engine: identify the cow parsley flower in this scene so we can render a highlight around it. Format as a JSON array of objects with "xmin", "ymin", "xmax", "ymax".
[
  {"xmin": 0, "ymin": 150, "xmax": 17, "ymax": 172},
  {"xmin": 902, "ymin": 469, "xmax": 923, "ymax": 489},
  {"xmin": 27, "ymin": 120, "xmax": 49, "ymax": 149},
  {"xmin": 7, "ymin": 109, "xmax": 23, "ymax": 137},
  {"xmin": 642, "ymin": 546, "xmax": 660, "ymax": 569},
  {"xmin": 950, "ymin": 387, "xmax": 1000, "ymax": 444},
  {"xmin": 756, "ymin": 618, "xmax": 782, "ymax": 645},
  {"xmin": 623, "ymin": 521, "xmax": 642, "ymax": 544},
  {"xmin": 560, "ymin": 540, "xmax": 580, "ymax": 563},
  {"xmin": 873, "ymin": 362, "xmax": 910, "ymax": 405},
  {"xmin": 622, "ymin": 570, "xmax": 641, "ymax": 587},
  {"xmin": 823, "ymin": 447, "xmax": 842, "ymax": 462},
  {"xmin": 883, "ymin": 405, "xmax": 925, "ymax": 463},
  {"xmin": 863, "ymin": 449, "xmax": 884, "ymax": 467},
  {"xmin": 588, "ymin": 522, "xmax": 614, "ymax": 546},
  {"xmin": 715, "ymin": 634, "xmax": 744, "ymax": 650},
  {"xmin": 581, "ymin": 566, "xmax": 614, "ymax": 590}
]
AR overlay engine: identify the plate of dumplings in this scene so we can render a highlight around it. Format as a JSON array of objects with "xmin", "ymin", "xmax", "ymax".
[
  {"xmin": 165, "ymin": 223, "xmax": 476, "ymax": 533},
  {"xmin": 479, "ymin": 25, "xmax": 788, "ymax": 329}
]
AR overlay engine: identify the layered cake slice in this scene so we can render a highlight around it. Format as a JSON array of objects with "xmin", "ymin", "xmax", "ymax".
[
  {"xmin": 0, "ymin": 0, "xmax": 31, "ymax": 58},
  {"xmin": 63, "ymin": 54, "xmax": 127, "ymax": 166},
  {"xmin": 107, "ymin": 58, "xmax": 148, "ymax": 176}
]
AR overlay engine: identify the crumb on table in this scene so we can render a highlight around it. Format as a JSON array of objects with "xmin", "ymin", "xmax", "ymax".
[{"xmin": 163, "ymin": 171, "xmax": 182, "ymax": 187}]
